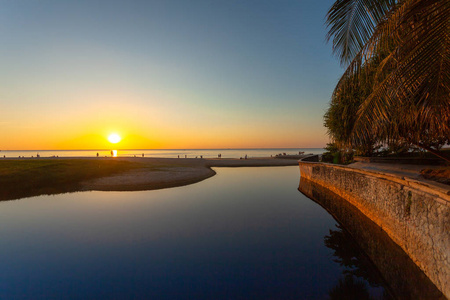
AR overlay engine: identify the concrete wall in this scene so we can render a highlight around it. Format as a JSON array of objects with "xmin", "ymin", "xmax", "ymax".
[{"xmin": 299, "ymin": 160, "xmax": 450, "ymax": 298}]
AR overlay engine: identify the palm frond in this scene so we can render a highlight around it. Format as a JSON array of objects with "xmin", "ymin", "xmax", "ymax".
[
  {"xmin": 352, "ymin": 0, "xmax": 450, "ymax": 145},
  {"xmin": 326, "ymin": 0, "xmax": 396, "ymax": 65}
]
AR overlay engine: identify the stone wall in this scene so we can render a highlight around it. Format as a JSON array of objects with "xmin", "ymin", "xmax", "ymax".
[
  {"xmin": 299, "ymin": 160, "xmax": 450, "ymax": 298},
  {"xmin": 299, "ymin": 178, "xmax": 445, "ymax": 299}
]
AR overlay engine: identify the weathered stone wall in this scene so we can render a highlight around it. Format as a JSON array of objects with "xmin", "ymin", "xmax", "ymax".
[
  {"xmin": 299, "ymin": 178, "xmax": 445, "ymax": 299},
  {"xmin": 299, "ymin": 160, "xmax": 450, "ymax": 298}
]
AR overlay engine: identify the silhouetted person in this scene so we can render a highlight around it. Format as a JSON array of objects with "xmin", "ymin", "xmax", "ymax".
[
  {"xmin": 97, "ymin": 152, "xmax": 99, "ymax": 157},
  {"xmin": 142, "ymin": 153, "xmax": 144, "ymax": 157}
]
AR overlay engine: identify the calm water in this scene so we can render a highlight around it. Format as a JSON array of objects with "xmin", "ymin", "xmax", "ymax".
[
  {"xmin": 0, "ymin": 148, "xmax": 322, "ymax": 159},
  {"xmin": 0, "ymin": 167, "xmax": 440, "ymax": 299}
]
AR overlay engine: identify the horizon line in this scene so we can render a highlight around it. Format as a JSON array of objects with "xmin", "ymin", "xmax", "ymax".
[{"xmin": 1, "ymin": 147, "xmax": 325, "ymax": 151}]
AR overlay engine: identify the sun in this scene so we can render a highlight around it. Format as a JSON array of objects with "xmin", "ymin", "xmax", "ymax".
[{"xmin": 108, "ymin": 133, "xmax": 121, "ymax": 144}]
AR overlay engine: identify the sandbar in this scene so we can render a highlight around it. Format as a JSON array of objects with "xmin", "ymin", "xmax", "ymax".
[{"xmin": 81, "ymin": 157, "xmax": 301, "ymax": 192}]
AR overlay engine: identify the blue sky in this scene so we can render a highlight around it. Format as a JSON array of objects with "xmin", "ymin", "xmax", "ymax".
[{"xmin": 0, "ymin": 0, "xmax": 343, "ymax": 149}]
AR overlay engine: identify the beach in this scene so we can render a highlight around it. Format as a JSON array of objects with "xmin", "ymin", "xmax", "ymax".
[
  {"xmin": 81, "ymin": 157, "xmax": 301, "ymax": 191},
  {"xmin": 0, "ymin": 157, "xmax": 302, "ymax": 201}
]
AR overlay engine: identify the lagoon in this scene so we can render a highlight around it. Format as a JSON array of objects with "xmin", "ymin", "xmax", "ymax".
[{"xmin": 0, "ymin": 166, "xmax": 440, "ymax": 299}]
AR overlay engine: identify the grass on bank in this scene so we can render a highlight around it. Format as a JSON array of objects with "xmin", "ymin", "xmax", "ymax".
[{"xmin": 0, "ymin": 159, "xmax": 149, "ymax": 201}]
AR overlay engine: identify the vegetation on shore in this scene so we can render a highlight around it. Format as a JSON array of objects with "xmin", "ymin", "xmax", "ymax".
[
  {"xmin": 324, "ymin": 0, "xmax": 449, "ymax": 162},
  {"xmin": 322, "ymin": 143, "xmax": 450, "ymax": 165}
]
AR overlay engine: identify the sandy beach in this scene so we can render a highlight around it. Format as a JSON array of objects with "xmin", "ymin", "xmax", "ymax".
[
  {"xmin": 0, "ymin": 156, "xmax": 306, "ymax": 201},
  {"xmin": 81, "ymin": 157, "xmax": 301, "ymax": 192}
]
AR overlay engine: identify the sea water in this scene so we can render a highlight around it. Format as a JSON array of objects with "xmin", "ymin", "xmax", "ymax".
[{"xmin": 0, "ymin": 148, "xmax": 322, "ymax": 159}]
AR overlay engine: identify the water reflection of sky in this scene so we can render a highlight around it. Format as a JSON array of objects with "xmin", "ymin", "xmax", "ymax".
[{"xmin": 0, "ymin": 166, "xmax": 395, "ymax": 299}]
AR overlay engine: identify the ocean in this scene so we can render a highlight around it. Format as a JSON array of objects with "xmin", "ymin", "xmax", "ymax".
[{"xmin": 0, "ymin": 148, "xmax": 323, "ymax": 159}]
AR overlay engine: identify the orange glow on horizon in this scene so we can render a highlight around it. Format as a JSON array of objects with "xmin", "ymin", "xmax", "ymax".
[
  {"xmin": 0, "ymin": 128, "xmax": 327, "ymax": 150},
  {"xmin": 0, "ymin": 108, "xmax": 328, "ymax": 150}
]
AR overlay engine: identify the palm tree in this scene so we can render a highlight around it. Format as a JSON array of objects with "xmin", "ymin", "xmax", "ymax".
[{"xmin": 326, "ymin": 0, "xmax": 450, "ymax": 162}]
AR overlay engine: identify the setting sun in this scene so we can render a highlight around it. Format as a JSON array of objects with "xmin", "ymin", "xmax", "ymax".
[{"xmin": 108, "ymin": 133, "xmax": 122, "ymax": 144}]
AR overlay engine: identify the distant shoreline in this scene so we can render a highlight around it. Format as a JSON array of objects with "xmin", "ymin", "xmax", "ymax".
[
  {"xmin": 0, "ymin": 148, "xmax": 322, "ymax": 160},
  {"xmin": 0, "ymin": 147, "xmax": 322, "ymax": 151}
]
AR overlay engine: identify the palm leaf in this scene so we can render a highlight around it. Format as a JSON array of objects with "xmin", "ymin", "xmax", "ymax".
[
  {"xmin": 326, "ymin": 0, "xmax": 396, "ymax": 65},
  {"xmin": 352, "ymin": 0, "xmax": 450, "ymax": 145}
]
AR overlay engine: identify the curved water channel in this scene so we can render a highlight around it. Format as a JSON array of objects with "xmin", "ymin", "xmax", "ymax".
[{"xmin": 0, "ymin": 166, "xmax": 442, "ymax": 299}]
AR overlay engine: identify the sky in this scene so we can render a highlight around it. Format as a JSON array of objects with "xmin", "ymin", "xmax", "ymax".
[{"xmin": 0, "ymin": 0, "xmax": 342, "ymax": 150}]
